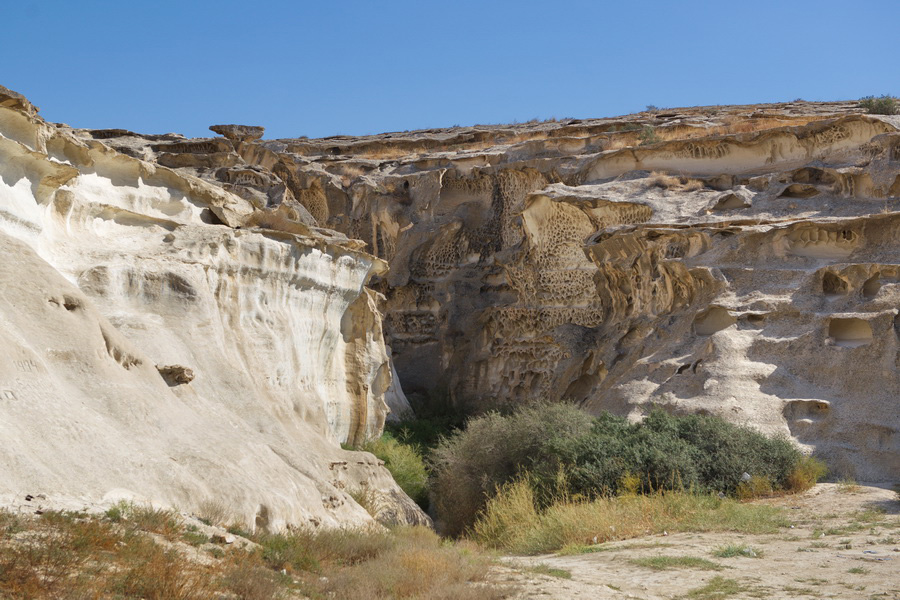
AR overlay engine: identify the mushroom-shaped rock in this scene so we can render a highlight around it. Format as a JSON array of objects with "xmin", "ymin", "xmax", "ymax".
[{"xmin": 209, "ymin": 124, "xmax": 265, "ymax": 142}]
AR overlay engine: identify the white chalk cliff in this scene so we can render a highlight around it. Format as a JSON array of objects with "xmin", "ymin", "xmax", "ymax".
[{"xmin": 0, "ymin": 86, "xmax": 426, "ymax": 529}]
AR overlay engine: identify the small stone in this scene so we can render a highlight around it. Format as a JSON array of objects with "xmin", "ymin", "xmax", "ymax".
[
  {"xmin": 210, "ymin": 533, "xmax": 236, "ymax": 544},
  {"xmin": 157, "ymin": 365, "xmax": 195, "ymax": 386}
]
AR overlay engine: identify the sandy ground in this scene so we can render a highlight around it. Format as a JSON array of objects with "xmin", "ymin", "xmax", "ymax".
[{"xmin": 496, "ymin": 483, "xmax": 900, "ymax": 599}]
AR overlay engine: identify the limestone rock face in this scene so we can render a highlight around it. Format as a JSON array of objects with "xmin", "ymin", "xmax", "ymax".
[
  {"xmin": 0, "ymin": 90, "xmax": 428, "ymax": 529},
  {"xmin": 2, "ymin": 84, "xmax": 897, "ymax": 527},
  {"xmin": 138, "ymin": 100, "xmax": 898, "ymax": 482}
]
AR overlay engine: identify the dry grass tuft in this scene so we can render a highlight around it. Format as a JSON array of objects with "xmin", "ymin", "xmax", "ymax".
[
  {"xmin": 314, "ymin": 527, "xmax": 508, "ymax": 600},
  {"xmin": 785, "ymin": 456, "xmax": 828, "ymax": 494},
  {"xmin": 629, "ymin": 555, "xmax": 724, "ymax": 571},
  {"xmin": 196, "ymin": 499, "xmax": 232, "ymax": 527},
  {"xmin": 471, "ymin": 479, "xmax": 788, "ymax": 555}
]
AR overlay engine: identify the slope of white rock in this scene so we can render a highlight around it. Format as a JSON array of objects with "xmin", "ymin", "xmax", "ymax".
[{"xmin": 0, "ymin": 87, "xmax": 426, "ymax": 529}]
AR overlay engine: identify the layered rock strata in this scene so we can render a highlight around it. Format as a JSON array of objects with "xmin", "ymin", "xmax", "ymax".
[
  {"xmin": 112, "ymin": 99, "xmax": 898, "ymax": 481},
  {"xmin": 0, "ymin": 86, "xmax": 426, "ymax": 529}
]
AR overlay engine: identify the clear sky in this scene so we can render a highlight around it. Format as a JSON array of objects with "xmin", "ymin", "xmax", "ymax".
[{"xmin": 3, "ymin": 0, "xmax": 898, "ymax": 140}]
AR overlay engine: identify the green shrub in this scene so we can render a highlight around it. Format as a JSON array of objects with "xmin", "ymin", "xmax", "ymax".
[
  {"xmin": 858, "ymin": 95, "xmax": 898, "ymax": 115},
  {"xmin": 639, "ymin": 125, "xmax": 661, "ymax": 145},
  {"xmin": 430, "ymin": 403, "xmax": 593, "ymax": 536},
  {"xmin": 361, "ymin": 432, "xmax": 429, "ymax": 508},
  {"xmin": 432, "ymin": 405, "xmax": 808, "ymax": 536},
  {"xmin": 546, "ymin": 410, "xmax": 802, "ymax": 499}
]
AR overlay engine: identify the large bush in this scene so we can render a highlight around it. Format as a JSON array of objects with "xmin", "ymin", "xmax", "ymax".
[
  {"xmin": 858, "ymin": 95, "xmax": 898, "ymax": 115},
  {"xmin": 545, "ymin": 410, "xmax": 802, "ymax": 499},
  {"xmin": 429, "ymin": 403, "xmax": 593, "ymax": 536},
  {"xmin": 430, "ymin": 405, "xmax": 817, "ymax": 536}
]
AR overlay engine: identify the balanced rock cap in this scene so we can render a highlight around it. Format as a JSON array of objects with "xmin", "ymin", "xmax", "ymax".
[{"xmin": 209, "ymin": 124, "xmax": 265, "ymax": 142}]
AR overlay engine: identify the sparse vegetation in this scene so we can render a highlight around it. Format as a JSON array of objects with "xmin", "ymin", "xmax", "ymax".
[
  {"xmin": 712, "ymin": 544, "xmax": 763, "ymax": 558},
  {"xmin": 525, "ymin": 563, "xmax": 572, "ymax": 579},
  {"xmin": 858, "ymin": 95, "xmax": 898, "ymax": 115},
  {"xmin": 0, "ymin": 509, "xmax": 510, "ymax": 600},
  {"xmin": 630, "ymin": 555, "xmax": 724, "ymax": 571},
  {"xmin": 786, "ymin": 456, "xmax": 828, "ymax": 493},
  {"xmin": 682, "ymin": 576, "xmax": 746, "ymax": 599},
  {"xmin": 837, "ymin": 478, "xmax": 861, "ymax": 494},
  {"xmin": 196, "ymin": 499, "xmax": 231, "ymax": 526},
  {"xmin": 611, "ymin": 122, "xmax": 642, "ymax": 133},
  {"xmin": 385, "ymin": 390, "xmax": 467, "ymax": 457},
  {"xmin": 639, "ymin": 124, "xmax": 661, "ymax": 145},
  {"xmin": 181, "ymin": 525, "xmax": 209, "ymax": 547},
  {"xmin": 361, "ymin": 432, "xmax": 429, "ymax": 508},
  {"xmin": 470, "ymin": 478, "xmax": 788, "ymax": 555}
]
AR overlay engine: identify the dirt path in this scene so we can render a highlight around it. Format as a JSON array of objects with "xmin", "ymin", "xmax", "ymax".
[{"xmin": 498, "ymin": 483, "xmax": 899, "ymax": 599}]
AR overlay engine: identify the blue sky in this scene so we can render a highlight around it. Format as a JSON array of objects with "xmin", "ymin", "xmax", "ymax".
[{"xmin": 3, "ymin": 0, "xmax": 898, "ymax": 139}]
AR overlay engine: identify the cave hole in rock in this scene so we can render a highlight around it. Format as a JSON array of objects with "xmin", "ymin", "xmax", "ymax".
[
  {"xmin": 862, "ymin": 274, "xmax": 881, "ymax": 299},
  {"xmin": 822, "ymin": 271, "xmax": 849, "ymax": 297},
  {"xmin": 199, "ymin": 208, "xmax": 225, "ymax": 225},
  {"xmin": 779, "ymin": 184, "xmax": 820, "ymax": 198},
  {"xmin": 710, "ymin": 193, "xmax": 749, "ymax": 211},
  {"xmin": 329, "ymin": 147, "xmax": 341, "ymax": 155},
  {"xmin": 49, "ymin": 296, "xmax": 81, "ymax": 311},
  {"xmin": 746, "ymin": 313, "xmax": 766, "ymax": 328},
  {"xmin": 783, "ymin": 399, "xmax": 830, "ymax": 423},
  {"xmin": 791, "ymin": 167, "xmax": 836, "ymax": 185},
  {"xmin": 828, "ymin": 317, "xmax": 873, "ymax": 347},
  {"xmin": 255, "ymin": 504, "xmax": 270, "ymax": 530},
  {"xmin": 693, "ymin": 306, "xmax": 737, "ymax": 335}
]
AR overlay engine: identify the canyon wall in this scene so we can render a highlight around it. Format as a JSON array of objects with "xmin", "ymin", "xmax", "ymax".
[
  {"xmin": 117, "ymin": 99, "xmax": 897, "ymax": 481},
  {"xmin": 0, "ymin": 86, "xmax": 426, "ymax": 529},
  {"xmin": 1, "ymin": 82, "xmax": 896, "ymax": 531}
]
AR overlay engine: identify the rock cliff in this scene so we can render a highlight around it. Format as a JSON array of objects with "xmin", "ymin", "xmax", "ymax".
[
  {"xmin": 0, "ymin": 85, "xmax": 426, "ymax": 529},
  {"xmin": 109, "ymin": 98, "xmax": 896, "ymax": 482},
  {"xmin": 1, "ymin": 84, "xmax": 896, "ymax": 529}
]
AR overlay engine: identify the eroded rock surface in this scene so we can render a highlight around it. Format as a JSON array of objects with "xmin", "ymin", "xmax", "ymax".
[
  {"xmin": 1, "ymin": 87, "xmax": 897, "ymax": 530},
  {"xmin": 0, "ymin": 90, "xmax": 427, "ymax": 530},
  {"xmin": 110, "ymin": 99, "xmax": 897, "ymax": 481}
]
